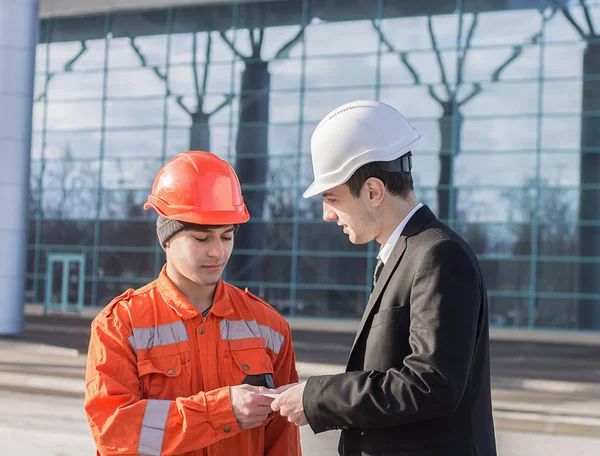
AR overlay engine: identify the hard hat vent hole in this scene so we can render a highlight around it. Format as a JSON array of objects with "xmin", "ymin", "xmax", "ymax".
[{"xmin": 327, "ymin": 105, "xmax": 358, "ymax": 120}]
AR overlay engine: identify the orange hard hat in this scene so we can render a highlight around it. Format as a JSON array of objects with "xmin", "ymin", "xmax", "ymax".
[{"xmin": 144, "ymin": 151, "xmax": 250, "ymax": 225}]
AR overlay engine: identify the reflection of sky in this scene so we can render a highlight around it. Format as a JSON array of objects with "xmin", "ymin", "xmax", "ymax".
[{"xmin": 32, "ymin": 5, "xmax": 599, "ymax": 221}]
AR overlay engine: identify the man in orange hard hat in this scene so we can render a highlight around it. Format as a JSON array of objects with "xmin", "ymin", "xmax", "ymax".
[{"xmin": 84, "ymin": 151, "xmax": 301, "ymax": 456}]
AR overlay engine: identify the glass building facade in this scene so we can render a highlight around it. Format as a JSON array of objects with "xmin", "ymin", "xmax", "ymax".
[{"xmin": 29, "ymin": 0, "xmax": 600, "ymax": 330}]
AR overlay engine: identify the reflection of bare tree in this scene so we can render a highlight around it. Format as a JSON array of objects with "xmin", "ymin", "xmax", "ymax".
[
  {"xmin": 36, "ymin": 41, "xmax": 88, "ymax": 102},
  {"xmin": 218, "ymin": 19, "xmax": 305, "ymax": 290},
  {"xmin": 552, "ymin": 0, "xmax": 600, "ymax": 329},
  {"xmin": 372, "ymin": 11, "xmax": 554, "ymax": 221},
  {"xmin": 129, "ymin": 32, "xmax": 233, "ymax": 151}
]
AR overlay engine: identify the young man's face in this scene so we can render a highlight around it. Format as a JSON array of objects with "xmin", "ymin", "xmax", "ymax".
[
  {"xmin": 165, "ymin": 225, "xmax": 235, "ymax": 287},
  {"xmin": 321, "ymin": 184, "xmax": 377, "ymax": 244}
]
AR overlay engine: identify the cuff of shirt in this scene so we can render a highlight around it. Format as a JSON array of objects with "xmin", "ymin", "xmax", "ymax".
[{"xmin": 206, "ymin": 386, "xmax": 242, "ymax": 438}]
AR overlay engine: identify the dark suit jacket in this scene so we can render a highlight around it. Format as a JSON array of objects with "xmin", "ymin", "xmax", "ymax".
[{"xmin": 303, "ymin": 206, "xmax": 497, "ymax": 456}]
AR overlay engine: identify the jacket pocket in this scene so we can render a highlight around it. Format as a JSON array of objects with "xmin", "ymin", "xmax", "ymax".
[
  {"xmin": 371, "ymin": 306, "xmax": 407, "ymax": 327},
  {"xmin": 224, "ymin": 338, "xmax": 275, "ymax": 386},
  {"xmin": 138, "ymin": 354, "xmax": 185, "ymax": 399}
]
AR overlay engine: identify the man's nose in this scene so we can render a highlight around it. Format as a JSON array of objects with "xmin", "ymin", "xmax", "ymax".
[{"xmin": 323, "ymin": 203, "xmax": 337, "ymax": 222}]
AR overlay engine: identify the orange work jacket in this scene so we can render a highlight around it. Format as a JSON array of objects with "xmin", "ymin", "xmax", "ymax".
[{"xmin": 85, "ymin": 266, "xmax": 301, "ymax": 456}]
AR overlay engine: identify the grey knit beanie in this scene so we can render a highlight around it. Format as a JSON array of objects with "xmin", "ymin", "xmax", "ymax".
[{"xmin": 156, "ymin": 216, "xmax": 192, "ymax": 248}]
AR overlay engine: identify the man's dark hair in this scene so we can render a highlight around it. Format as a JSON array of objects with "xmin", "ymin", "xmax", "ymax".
[{"xmin": 345, "ymin": 160, "xmax": 413, "ymax": 199}]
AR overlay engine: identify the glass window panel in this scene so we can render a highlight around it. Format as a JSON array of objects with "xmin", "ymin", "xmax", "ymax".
[
  {"xmin": 105, "ymin": 99, "xmax": 165, "ymax": 128},
  {"xmin": 269, "ymin": 58, "xmax": 302, "ymax": 91},
  {"xmin": 410, "ymin": 154, "xmax": 440, "ymax": 188},
  {"xmin": 45, "ymin": 71, "xmax": 105, "ymax": 101},
  {"xmin": 457, "ymin": 188, "xmax": 533, "ymax": 223},
  {"xmin": 33, "ymin": 102, "xmax": 44, "ymax": 131},
  {"xmin": 538, "ymin": 188, "xmax": 578, "ymax": 224},
  {"xmin": 43, "ymin": 159, "xmax": 100, "ymax": 190},
  {"xmin": 305, "ymin": 20, "xmax": 379, "ymax": 56},
  {"xmin": 543, "ymin": 43, "xmax": 585, "ymax": 78},
  {"xmin": 44, "ymin": 131, "xmax": 101, "ymax": 158},
  {"xmin": 461, "ymin": 82, "xmax": 539, "ymax": 117},
  {"xmin": 36, "ymin": 43, "xmax": 48, "ymax": 71},
  {"xmin": 99, "ymin": 220, "xmax": 156, "ymax": 247},
  {"xmin": 41, "ymin": 219, "xmax": 95, "ymax": 245},
  {"xmin": 107, "ymin": 68, "xmax": 167, "ymax": 97},
  {"xmin": 31, "ymin": 132, "xmax": 42, "ymax": 159},
  {"xmin": 101, "ymin": 158, "xmax": 163, "ymax": 190},
  {"xmin": 480, "ymin": 259, "xmax": 530, "ymax": 292},
  {"xmin": 488, "ymin": 296, "xmax": 529, "ymax": 327},
  {"xmin": 305, "ymin": 55, "xmax": 377, "ymax": 89},
  {"xmin": 540, "ymin": 116, "xmax": 580, "ymax": 150},
  {"xmin": 536, "ymin": 261, "xmax": 580, "ymax": 294},
  {"xmin": 454, "ymin": 153, "xmax": 537, "ymax": 187},
  {"xmin": 461, "ymin": 117, "xmax": 538, "ymax": 151},
  {"xmin": 46, "ymin": 101, "xmax": 103, "ymax": 130},
  {"xmin": 30, "ymin": 160, "xmax": 42, "ymax": 193},
  {"xmin": 104, "ymin": 129, "xmax": 163, "ymax": 158},
  {"xmin": 100, "ymin": 190, "xmax": 154, "ymax": 220},
  {"xmin": 262, "ymin": 222, "xmax": 294, "ymax": 250},
  {"xmin": 454, "ymin": 223, "xmax": 528, "ymax": 255},
  {"xmin": 534, "ymin": 298, "xmax": 579, "ymax": 329},
  {"xmin": 538, "ymin": 225, "xmax": 579, "ymax": 255},
  {"xmin": 297, "ymin": 220, "xmax": 370, "ymax": 252},
  {"xmin": 296, "ymin": 288, "xmax": 367, "ymax": 319},
  {"xmin": 98, "ymin": 250, "xmax": 156, "ymax": 280},
  {"xmin": 268, "ymin": 92, "xmax": 300, "ymax": 123},
  {"xmin": 378, "ymin": 87, "xmax": 443, "ymax": 119},
  {"xmin": 268, "ymin": 124, "xmax": 300, "ymax": 156},
  {"xmin": 297, "ymin": 255, "xmax": 367, "ymax": 286},
  {"xmin": 42, "ymin": 190, "xmax": 98, "ymax": 220},
  {"xmin": 543, "ymin": 81, "xmax": 583, "ymax": 114},
  {"xmin": 303, "ymin": 88, "xmax": 376, "ymax": 122},
  {"xmin": 34, "ymin": 74, "xmax": 46, "ymax": 101}
]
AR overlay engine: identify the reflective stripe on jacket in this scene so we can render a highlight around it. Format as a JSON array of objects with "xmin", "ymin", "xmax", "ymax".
[{"xmin": 85, "ymin": 266, "xmax": 301, "ymax": 456}]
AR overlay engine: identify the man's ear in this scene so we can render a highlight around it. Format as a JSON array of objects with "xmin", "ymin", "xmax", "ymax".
[{"xmin": 364, "ymin": 177, "xmax": 385, "ymax": 207}]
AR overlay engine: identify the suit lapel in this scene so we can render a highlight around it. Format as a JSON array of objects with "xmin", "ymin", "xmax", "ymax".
[{"xmin": 346, "ymin": 205, "xmax": 437, "ymax": 367}]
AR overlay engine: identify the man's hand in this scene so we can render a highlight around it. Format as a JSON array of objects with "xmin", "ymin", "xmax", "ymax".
[
  {"xmin": 270, "ymin": 382, "xmax": 308, "ymax": 427},
  {"xmin": 229, "ymin": 384, "xmax": 275, "ymax": 430}
]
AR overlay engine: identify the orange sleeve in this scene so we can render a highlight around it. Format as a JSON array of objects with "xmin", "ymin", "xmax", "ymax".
[
  {"xmin": 84, "ymin": 309, "xmax": 240, "ymax": 455},
  {"xmin": 263, "ymin": 322, "xmax": 302, "ymax": 456}
]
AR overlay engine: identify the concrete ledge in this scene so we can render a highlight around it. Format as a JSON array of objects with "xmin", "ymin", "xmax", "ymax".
[
  {"xmin": 494, "ymin": 411, "xmax": 600, "ymax": 438},
  {"xmin": 492, "ymin": 376, "xmax": 600, "ymax": 397}
]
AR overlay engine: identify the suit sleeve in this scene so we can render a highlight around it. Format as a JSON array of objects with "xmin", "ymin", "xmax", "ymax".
[
  {"xmin": 264, "ymin": 322, "xmax": 302, "ymax": 456},
  {"xmin": 303, "ymin": 239, "xmax": 482, "ymax": 432},
  {"xmin": 85, "ymin": 309, "xmax": 241, "ymax": 455}
]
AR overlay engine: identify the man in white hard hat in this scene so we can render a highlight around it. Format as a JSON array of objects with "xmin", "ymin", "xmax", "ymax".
[{"xmin": 270, "ymin": 101, "xmax": 496, "ymax": 456}]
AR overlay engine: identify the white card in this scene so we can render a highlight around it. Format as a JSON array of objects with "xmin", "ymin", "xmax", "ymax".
[{"xmin": 260, "ymin": 393, "xmax": 280, "ymax": 399}]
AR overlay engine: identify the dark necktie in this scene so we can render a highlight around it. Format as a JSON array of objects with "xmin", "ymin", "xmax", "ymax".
[{"xmin": 372, "ymin": 257, "xmax": 384, "ymax": 290}]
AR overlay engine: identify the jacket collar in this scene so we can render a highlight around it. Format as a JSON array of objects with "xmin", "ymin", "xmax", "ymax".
[
  {"xmin": 348, "ymin": 205, "xmax": 436, "ymax": 359},
  {"xmin": 156, "ymin": 265, "xmax": 235, "ymax": 320}
]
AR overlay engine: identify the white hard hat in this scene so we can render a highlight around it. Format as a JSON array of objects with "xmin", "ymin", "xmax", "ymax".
[{"xmin": 303, "ymin": 100, "xmax": 422, "ymax": 199}]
